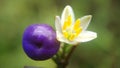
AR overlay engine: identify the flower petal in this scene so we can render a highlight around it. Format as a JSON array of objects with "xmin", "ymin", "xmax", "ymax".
[
  {"xmin": 55, "ymin": 16, "xmax": 62, "ymax": 33},
  {"xmin": 61, "ymin": 5, "xmax": 75, "ymax": 26},
  {"xmin": 56, "ymin": 31, "xmax": 78, "ymax": 45},
  {"xmin": 75, "ymin": 31, "xmax": 97, "ymax": 42},
  {"xmin": 56, "ymin": 31, "xmax": 68, "ymax": 42},
  {"xmin": 80, "ymin": 15, "xmax": 92, "ymax": 31}
]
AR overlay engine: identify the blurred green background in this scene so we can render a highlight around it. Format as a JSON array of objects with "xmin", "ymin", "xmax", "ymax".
[{"xmin": 0, "ymin": 0, "xmax": 120, "ymax": 68}]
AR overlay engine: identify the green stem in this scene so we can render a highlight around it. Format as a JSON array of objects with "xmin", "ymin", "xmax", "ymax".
[
  {"xmin": 52, "ymin": 42, "xmax": 77, "ymax": 68},
  {"xmin": 56, "ymin": 45, "xmax": 77, "ymax": 68},
  {"xmin": 65, "ymin": 45, "xmax": 77, "ymax": 64}
]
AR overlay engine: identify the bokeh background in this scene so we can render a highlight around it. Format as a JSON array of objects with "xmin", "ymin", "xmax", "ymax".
[{"xmin": 0, "ymin": 0, "xmax": 120, "ymax": 68}]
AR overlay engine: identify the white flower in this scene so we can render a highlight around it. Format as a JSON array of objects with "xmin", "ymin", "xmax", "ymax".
[{"xmin": 55, "ymin": 5, "xmax": 97, "ymax": 45}]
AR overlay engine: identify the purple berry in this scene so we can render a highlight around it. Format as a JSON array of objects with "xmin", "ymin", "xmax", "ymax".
[{"xmin": 22, "ymin": 24, "xmax": 60, "ymax": 60}]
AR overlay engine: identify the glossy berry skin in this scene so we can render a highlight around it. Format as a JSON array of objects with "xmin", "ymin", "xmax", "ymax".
[{"xmin": 22, "ymin": 24, "xmax": 60, "ymax": 60}]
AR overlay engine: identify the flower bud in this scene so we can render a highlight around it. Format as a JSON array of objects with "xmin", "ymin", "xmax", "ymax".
[{"xmin": 22, "ymin": 24, "xmax": 60, "ymax": 60}]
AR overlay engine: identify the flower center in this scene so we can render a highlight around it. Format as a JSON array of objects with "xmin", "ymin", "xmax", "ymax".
[{"xmin": 62, "ymin": 15, "xmax": 82, "ymax": 41}]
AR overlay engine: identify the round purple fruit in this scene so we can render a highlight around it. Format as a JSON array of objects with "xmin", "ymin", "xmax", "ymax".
[{"xmin": 22, "ymin": 24, "xmax": 60, "ymax": 60}]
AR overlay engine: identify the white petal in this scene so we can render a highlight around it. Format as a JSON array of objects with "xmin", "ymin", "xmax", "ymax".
[
  {"xmin": 56, "ymin": 31, "xmax": 68, "ymax": 42},
  {"xmin": 56, "ymin": 31, "xmax": 78, "ymax": 45},
  {"xmin": 55, "ymin": 16, "xmax": 62, "ymax": 33},
  {"xmin": 80, "ymin": 15, "xmax": 92, "ymax": 31},
  {"xmin": 61, "ymin": 5, "xmax": 75, "ymax": 26},
  {"xmin": 75, "ymin": 31, "xmax": 97, "ymax": 42}
]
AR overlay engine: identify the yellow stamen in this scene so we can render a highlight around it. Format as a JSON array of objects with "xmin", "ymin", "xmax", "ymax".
[
  {"xmin": 74, "ymin": 19, "xmax": 80, "ymax": 30},
  {"xmin": 74, "ymin": 19, "xmax": 82, "ymax": 36},
  {"xmin": 62, "ymin": 16, "xmax": 82, "ymax": 41},
  {"xmin": 62, "ymin": 15, "xmax": 71, "ymax": 30},
  {"xmin": 68, "ymin": 34, "xmax": 76, "ymax": 41},
  {"xmin": 63, "ymin": 31, "xmax": 69, "ymax": 38},
  {"xmin": 75, "ymin": 27, "xmax": 82, "ymax": 36}
]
